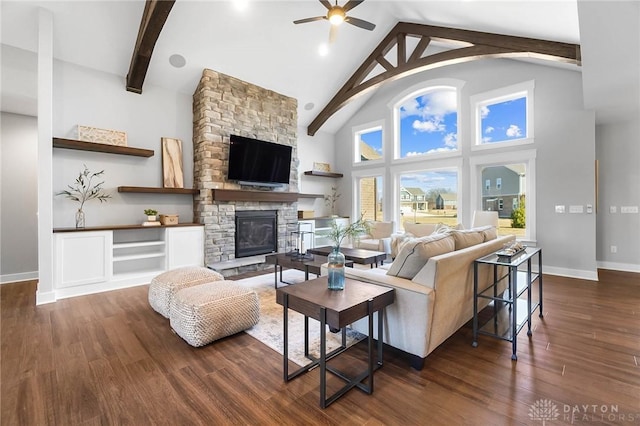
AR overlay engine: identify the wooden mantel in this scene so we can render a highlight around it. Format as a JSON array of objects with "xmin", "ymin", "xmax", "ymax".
[{"xmin": 212, "ymin": 189, "xmax": 301, "ymax": 203}]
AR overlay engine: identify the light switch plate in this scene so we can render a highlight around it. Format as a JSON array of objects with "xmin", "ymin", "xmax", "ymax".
[
  {"xmin": 621, "ymin": 206, "xmax": 639, "ymax": 214},
  {"xmin": 610, "ymin": 206, "xmax": 617, "ymax": 214},
  {"xmin": 555, "ymin": 205, "xmax": 565, "ymax": 213},
  {"xmin": 569, "ymin": 205, "xmax": 584, "ymax": 214}
]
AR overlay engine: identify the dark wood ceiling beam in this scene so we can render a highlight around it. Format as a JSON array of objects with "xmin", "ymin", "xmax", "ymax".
[
  {"xmin": 408, "ymin": 36, "xmax": 431, "ymax": 62},
  {"xmin": 126, "ymin": 0, "xmax": 175, "ymax": 94},
  {"xmin": 307, "ymin": 22, "xmax": 581, "ymax": 136}
]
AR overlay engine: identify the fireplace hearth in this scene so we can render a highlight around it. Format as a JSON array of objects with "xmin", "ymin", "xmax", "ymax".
[{"xmin": 235, "ymin": 210, "xmax": 278, "ymax": 258}]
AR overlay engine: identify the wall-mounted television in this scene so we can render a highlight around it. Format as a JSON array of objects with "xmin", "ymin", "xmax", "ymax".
[{"xmin": 227, "ymin": 135, "xmax": 292, "ymax": 187}]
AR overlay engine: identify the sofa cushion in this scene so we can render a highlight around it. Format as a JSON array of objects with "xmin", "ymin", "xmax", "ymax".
[
  {"xmin": 386, "ymin": 234, "xmax": 455, "ymax": 279},
  {"xmin": 450, "ymin": 229, "xmax": 485, "ymax": 250},
  {"xmin": 391, "ymin": 232, "xmax": 414, "ymax": 259}
]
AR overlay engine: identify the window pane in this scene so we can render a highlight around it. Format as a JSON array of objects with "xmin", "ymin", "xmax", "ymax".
[
  {"xmin": 356, "ymin": 128, "xmax": 382, "ymax": 162},
  {"xmin": 359, "ymin": 176, "xmax": 383, "ymax": 221},
  {"xmin": 480, "ymin": 164, "xmax": 526, "ymax": 236},
  {"xmin": 481, "ymin": 96, "xmax": 526, "ymax": 144},
  {"xmin": 399, "ymin": 170, "xmax": 458, "ymax": 230},
  {"xmin": 398, "ymin": 88, "xmax": 458, "ymax": 158}
]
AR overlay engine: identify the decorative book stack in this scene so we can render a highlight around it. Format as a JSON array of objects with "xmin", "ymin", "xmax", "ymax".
[{"xmin": 142, "ymin": 220, "xmax": 161, "ymax": 226}]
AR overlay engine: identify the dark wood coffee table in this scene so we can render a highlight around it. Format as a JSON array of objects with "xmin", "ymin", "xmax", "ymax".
[
  {"xmin": 307, "ymin": 246, "xmax": 387, "ymax": 268},
  {"xmin": 265, "ymin": 252, "xmax": 354, "ymax": 288},
  {"xmin": 276, "ymin": 276, "xmax": 395, "ymax": 408}
]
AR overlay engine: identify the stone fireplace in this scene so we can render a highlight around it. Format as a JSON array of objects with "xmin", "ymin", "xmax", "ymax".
[{"xmin": 192, "ymin": 69, "xmax": 299, "ymax": 274}]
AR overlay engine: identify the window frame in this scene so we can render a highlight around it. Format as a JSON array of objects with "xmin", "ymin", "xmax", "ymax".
[
  {"xmin": 352, "ymin": 167, "xmax": 387, "ymax": 221},
  {"xmin": 391, "ymin": 157, "xmax": 463, "ymax": 229},
  {"xmin": 388, "ymin": 79, "xmax": 465, "ymax": 163},
  {"xmin": 352, "ymin": 120, "xmax": 385, "ymax": 166},
  {"xmin": 470, "ymin": 149, "xmax": 537, "ymax": 243},
  {"xmin": 470, "ymin": 80, "xmax": 535, "ymax": 151}
]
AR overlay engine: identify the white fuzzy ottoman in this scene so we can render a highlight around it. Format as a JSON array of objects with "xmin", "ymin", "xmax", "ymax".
[
  {"xmin": 170, "ymin": 281, "xmax": 260, "ymax": 347},
  {"xmin": 148, "ymin": 266, "xmax": 224, "ymax": 318}
]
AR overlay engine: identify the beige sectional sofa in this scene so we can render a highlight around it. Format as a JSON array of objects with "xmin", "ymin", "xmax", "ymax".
[{"xmin": 340, "ymin": 229, "xmax": 515, "ymax": 370}]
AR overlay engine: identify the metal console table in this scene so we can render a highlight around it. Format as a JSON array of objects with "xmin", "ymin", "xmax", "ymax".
[{"xmin": 472, "ymin": 246, "xmax": 543, "ymax": 360}]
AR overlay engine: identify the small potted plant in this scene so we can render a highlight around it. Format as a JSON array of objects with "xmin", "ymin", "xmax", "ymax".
[{"xmin": 144, "ymin": 209, "xmax": 158, "ymax": 221}]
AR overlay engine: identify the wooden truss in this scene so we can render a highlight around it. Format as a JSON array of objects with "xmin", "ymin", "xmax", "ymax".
[
  {"xmin": 307, "ymin": 22, "xmax": 581, "ymax": 136},
  {"xmin": 126, "ymin": 0, "xmax": 175, "ymax": 94}
]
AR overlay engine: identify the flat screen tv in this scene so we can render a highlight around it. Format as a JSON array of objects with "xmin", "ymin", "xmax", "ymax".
[{"xmin": 227, "ymin": 135, "xmax": 292, "ymax": 187}]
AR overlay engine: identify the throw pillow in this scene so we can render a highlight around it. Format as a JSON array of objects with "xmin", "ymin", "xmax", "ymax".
[
  {"xmin": 450, "ymin": 229, "xmax": 485, "ymax": 250},
  {"xmin": 386, "ymin": 234, "xmax": 455, "ymax": 279},
  {"xmin": 391, "ymin": 232, "xmax": 414, "ymax": 259},
  {"xmin": 432, "ymin": 222, "xmax": 464, "ymax": 235}
]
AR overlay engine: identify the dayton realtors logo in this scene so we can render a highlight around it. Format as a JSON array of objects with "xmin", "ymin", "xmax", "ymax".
[
  {"xmin": 529, "ymin": 399, "xmax": 639, "ymax": 423},
  {"xmin": 529, "ymin": 399, "xmax": 560, "ymax": 425}
]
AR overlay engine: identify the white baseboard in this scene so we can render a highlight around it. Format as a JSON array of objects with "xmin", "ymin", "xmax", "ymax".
[
  {"xmin": 597, "ymin": 261, "xmax": 640, "ymax": 274},
  {"xmin": 36, "ymin": 290, "xmax": 56, "ymax": 305},
  {"xmin": 543, "ymin": 266, "xmax": 599, "ymax": 281},
  {"xmin": 1, "ymin": 271, "xmax": 38, "ymax": 284}
]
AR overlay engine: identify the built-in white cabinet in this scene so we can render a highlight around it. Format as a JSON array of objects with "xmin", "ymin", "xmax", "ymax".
[{"xmin": 53, "ymin": 224, "xmax": 204, "ymax": 300}]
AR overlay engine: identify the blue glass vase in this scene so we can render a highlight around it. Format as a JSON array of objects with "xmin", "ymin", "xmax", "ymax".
[{"xmin": 327, "ymin": 246, "xmax": 345, "ymax": 290}]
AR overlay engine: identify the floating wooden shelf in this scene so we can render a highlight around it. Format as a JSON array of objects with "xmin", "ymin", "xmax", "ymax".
[
  {"xmin": 53, "ymin": 137, "xmax": 154, "ymax": 157},
  {"xmin": 53, "ymin": 223, "xmax": 202, "ymax": 233},
  {"xmin": 304, "ymin": 170, "xmax": 343, "ymax": 178},
  {"xmin": 298, "ymin": 193, "xmax": 324, "ymax": 198},
  {"xmin": 118, "ymin": 186, "xmax": 198, "ymax": 194},
  {"xmin": 212, "ymin": 189, "xmax": 299, "ymax": 203}
]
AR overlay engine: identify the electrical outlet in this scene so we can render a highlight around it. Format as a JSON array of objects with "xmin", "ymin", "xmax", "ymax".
[
  {"xmin": 555, "ymin": 205, "xmax": 565, "ymax": 213},
  {"xmin": 610, "ymin": 245, "xmax": 617, "ymax": 253},
  {"xmin": 586, "ymin": 204, "xmax": 593, "ymax": 214},
  {"xmin": 569, "ymin": 205, "xmax": 584, "ymax": 214},
  {"xmin": 610, "ymin": 206, "xmax": 617, "ymax": 214}
]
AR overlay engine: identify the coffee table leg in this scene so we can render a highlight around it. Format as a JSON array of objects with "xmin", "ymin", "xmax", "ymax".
[
  {"xmin": 283, "ymin": 294, "xmax": 289, "ymax": 380},
  {"xmin": 320, "ymin": 307, "xmax": 327, "ymax": 408}
]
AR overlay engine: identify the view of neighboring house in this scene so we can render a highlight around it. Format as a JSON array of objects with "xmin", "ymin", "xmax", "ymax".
[
  {"xmin": 481, "ymin": 165, "xmax": 525, "ymax": 218},
  {"xmin": 400, "ymin": 187, "xmax": 426, "ymax": 211},
  {"xmin": 434, "ymin": 193, "xmax": 458, "ymax": 210}
]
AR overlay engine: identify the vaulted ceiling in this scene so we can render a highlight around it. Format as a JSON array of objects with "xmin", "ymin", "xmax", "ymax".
[{"xmin": 1, "ymin": 1, "xmax": 638, "ymax": 132}]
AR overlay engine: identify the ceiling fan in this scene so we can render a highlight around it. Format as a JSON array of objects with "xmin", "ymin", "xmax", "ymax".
[{"xmin": 294, "ymin": 0, "xmax": 376, "ymax": 43}]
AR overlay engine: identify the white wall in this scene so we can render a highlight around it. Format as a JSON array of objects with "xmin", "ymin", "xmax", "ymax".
[
  {"xmin": 333, "ymin": 58, "xmax": 598, "ymax": 279},
  {"xmin": 0, "ymin": 113, "xmax": 39, "ymax": 282},
  {"xmin": 52, "ymin": 61, "xmax": 194, "ymax": 228},
  {"xmin": 596, "ymin": 120, "xmax": 640, "ymax": 272},
  {"xmin": 296, "ymin": 128, "xmax": 337, "ymax": 217}
]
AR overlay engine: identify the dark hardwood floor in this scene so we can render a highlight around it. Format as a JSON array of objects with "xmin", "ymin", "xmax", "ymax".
[{"xmin": 2, "ymin": 269, "xmax": 639, "ymax": 425}]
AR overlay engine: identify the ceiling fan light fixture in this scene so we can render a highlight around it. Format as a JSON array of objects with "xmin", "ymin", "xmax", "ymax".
[{"xmin": 328, "ymin": 7, "xmax": 345, "ymax": 25}]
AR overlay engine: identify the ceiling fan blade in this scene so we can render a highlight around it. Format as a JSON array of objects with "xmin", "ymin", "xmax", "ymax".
[
  {"xmin": 329, "ymin": 24, "xmax": 338, "ymax": 44},
  {"xmin": 293, "ymin": 16, "xmax": 327, "ymax": 25},
  {"xmin": 319, "ymin": 0, "xmax": 333, "ymax": 10},
  {"xmin": 342, "ymin": 0, "xmax": 364, "ymax": 12},
  {"xmin": 345, "ymin": 16, "xmax": 376, "ymax": 31}
]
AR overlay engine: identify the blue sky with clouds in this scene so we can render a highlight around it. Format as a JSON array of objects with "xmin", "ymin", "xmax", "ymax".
[{"xmin": 481, "ymin": 97, "xmax": 526, "ymax": 143}]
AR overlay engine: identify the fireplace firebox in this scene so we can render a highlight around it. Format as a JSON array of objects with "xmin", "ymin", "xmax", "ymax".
[{"xmin": 235, "ymin": 210, "xmax": 277, "ymax": 258}]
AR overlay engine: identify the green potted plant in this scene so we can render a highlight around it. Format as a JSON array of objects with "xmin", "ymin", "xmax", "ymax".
[
  {"xmin": 56, "ymin": 165, "xmax": 111, "ymax": 228},
  {"xmin": 144, "ymin": 209, "xmax": 158, "ymax": 221}
]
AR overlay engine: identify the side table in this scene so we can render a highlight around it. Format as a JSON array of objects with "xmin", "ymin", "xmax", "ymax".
[
  {"xmin": 472, "ymin": 247, "xmax": 543, "ymax": 360},
  {"xmin": 276, "ymin": 277, "xmax": 394, "ymax": 408}
]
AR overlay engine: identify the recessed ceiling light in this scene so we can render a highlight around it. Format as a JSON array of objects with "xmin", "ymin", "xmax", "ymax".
[
  {"xmin": 169, "ymin": 54, "xmax": 186, "ymax": 68},
  {"xmin": 233, "ymin": 0, "xmax": 249, "ymax": 12},
  {"xmin": 304, "ymin": 102, "xmax": 315, "ymax": 111}
]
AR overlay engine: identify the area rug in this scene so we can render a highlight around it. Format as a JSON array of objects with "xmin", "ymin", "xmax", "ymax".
[{"xmin": 233, "ymin": 269, "xmax": 366, "ymax": 366}]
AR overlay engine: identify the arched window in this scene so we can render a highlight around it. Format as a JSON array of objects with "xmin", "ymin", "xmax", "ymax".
[{"xmin": 392, "ymin": 84, "xmax": 460, "ymax": 160}]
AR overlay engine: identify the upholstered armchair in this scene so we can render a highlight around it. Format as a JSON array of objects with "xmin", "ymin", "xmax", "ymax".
[
  {"xmin": 472, "ymin": 210, "xmax": 499, "ymax": 228},
  {"xmin": 356, "ymin": 220, "xmax": 394, "ymax": 254}
]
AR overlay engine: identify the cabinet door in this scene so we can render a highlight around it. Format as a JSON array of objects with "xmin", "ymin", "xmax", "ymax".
[
  {"xmin": 54, "ymin": 231, "xmax": 111, "ymax": 289},
  {"xmin": 166, "ymin": 226, "xmax": 204, "ymax": 269}
]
